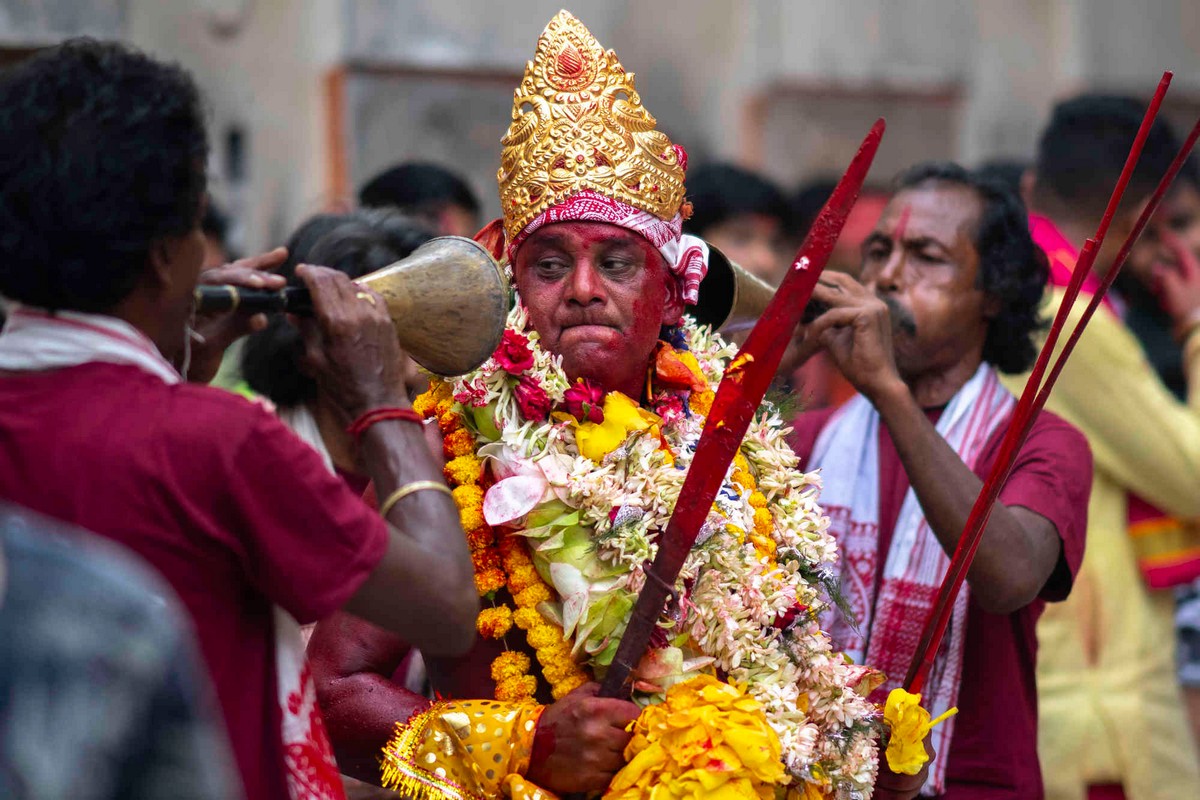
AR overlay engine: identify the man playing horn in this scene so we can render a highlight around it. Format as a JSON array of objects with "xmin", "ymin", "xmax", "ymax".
[
  {"xmin": 313, "ymin": 11, "xmax": 912, "ymax": 800},
  {"xmin": 789, "ymin": 162, "xmax": 1092, "ymax": 798}
]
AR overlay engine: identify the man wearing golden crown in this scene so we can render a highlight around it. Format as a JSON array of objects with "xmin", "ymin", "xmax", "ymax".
[{"xmin": 312, "ymin": 11, "xmax": 911, "ymax": 800}]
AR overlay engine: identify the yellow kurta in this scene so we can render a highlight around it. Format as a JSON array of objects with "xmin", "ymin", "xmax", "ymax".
[{"xmin": 1001, "ymin": 287, "xmax": 1200, "ymax": 800}]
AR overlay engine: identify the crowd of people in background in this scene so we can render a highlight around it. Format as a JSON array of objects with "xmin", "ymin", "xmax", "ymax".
[{"xmin": 2, "ymin": 26, "xmax": 1200, "ymax": 800}]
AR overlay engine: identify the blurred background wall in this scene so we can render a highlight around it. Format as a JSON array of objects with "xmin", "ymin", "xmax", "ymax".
[{"xmin": 2, "ymin": 0, "xmax": 1197, "ymax": 255}]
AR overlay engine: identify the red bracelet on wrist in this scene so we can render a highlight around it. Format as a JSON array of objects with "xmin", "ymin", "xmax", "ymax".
[{"xmin": 346, "ymin": 406, "xmax": 423, "ymax": 441}]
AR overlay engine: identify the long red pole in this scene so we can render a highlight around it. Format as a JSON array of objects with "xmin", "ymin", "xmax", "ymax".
[
  {"xmin": 598, "ymin": 119, "xmax": 887, "ymax": 699},
  {"xmin": 904, "ymin": 73, "xmax": 1186, "ymax": 693}
]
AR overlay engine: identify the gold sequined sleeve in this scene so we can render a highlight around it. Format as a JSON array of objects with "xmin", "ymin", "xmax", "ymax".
[{"xmin": 381, "ymin": 700, "xmax": 556, "ymax": 800}]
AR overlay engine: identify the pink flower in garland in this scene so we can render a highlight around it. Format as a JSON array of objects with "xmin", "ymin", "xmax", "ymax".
[
  {"xmin": 493, "ymin": 330, "xmax": 535, "ymax": 374},
  {"xmin": 563, "ymin": 379, "xmax": 605, "ymax": 423},
  {"xmin": 514, "ymin": 374, "xmax": 552, "ymax": 420},
  {"xmin": 653, "ymin": 394, "xmax": 685, "ymax": 425}
]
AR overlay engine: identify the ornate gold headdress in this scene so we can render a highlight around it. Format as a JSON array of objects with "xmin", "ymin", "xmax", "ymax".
[{"xmin": 497, "ymin": 10, "xmax": 688, "ymax": 242}]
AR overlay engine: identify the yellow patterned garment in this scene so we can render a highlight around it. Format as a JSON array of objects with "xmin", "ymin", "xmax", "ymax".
[
  {"xmin": 1002, "ymin": 287, "xmax": 1200, "ymax": 799},
  {"xmin": 381, "ymin": 700, "xmax": 555, "ymax": 800}
]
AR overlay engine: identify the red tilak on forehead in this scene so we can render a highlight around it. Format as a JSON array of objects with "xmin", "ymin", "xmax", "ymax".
[{"xmin": 893, "ymin": 203, "xmax": 913, "ymax": 242}]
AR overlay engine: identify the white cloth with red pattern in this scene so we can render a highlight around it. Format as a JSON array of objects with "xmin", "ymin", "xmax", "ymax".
[{"xmin": 810, "ymin": 364, "xmax": 1015, "ymax": 796}]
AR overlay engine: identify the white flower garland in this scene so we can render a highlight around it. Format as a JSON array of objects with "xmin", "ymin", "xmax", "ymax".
[{"xmin": 449, "ymin": 302, "xmax": 881, "ymax": 797}]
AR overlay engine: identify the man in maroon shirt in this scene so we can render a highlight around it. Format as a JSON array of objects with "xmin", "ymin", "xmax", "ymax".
[
  {"xmin": 789, "ymin": 161, "xmax": 1091, "ymax": 798},
  {"xmin": 0, "ymin": 40, "xmax": 477, "ymax": 800}
]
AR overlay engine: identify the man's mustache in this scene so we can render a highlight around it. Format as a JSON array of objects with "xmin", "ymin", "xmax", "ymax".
[{"xmin": 879, "ymin": 294, "xmax": 917, "ymax": 336}]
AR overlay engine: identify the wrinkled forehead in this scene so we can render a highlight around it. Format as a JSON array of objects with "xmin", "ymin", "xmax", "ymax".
[
  {"xmin": 875, "ymin": 184, "xmax": 983, "ymax": 248},
  {"xmin": 515, "ymin": 221, "xmax": 663, "ymax": 262}
]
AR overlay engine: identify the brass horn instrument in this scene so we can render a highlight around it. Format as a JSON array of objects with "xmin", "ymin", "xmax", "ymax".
[
  {"xmin": 691, "ymin": 244, "xmax": 773, "ymax": 334},
  {"xmin": 195, "ymin": 235, "xmax": 510, "ymax": 377},
  {"xmin": 691, "ymin": 244, "xmax": 829, "ymax": 336}
]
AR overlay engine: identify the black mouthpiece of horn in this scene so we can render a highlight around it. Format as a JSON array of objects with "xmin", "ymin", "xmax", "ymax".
[{"xmin": 194, "ymin": 285, "xmax": 313, "ymax": 314}]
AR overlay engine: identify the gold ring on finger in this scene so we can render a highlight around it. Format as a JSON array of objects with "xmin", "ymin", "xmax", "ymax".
[{"xmin": 355, "ymin": 291, "xmax": 376, "ymax": 306}]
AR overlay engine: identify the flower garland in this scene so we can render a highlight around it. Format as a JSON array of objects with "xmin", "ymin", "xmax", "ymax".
[
  {"xmin": 414, "ymin": 382, "xmax": 591, "ymax": 703},
  {"xmin": 416, "ymin": 302, "xmax": 882, "ymax": 798}
]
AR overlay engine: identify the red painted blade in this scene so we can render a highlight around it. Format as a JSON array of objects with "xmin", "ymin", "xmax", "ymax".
[{"xmin": 599, "ymin": 119, "xmax": 887, "ymax": 698}]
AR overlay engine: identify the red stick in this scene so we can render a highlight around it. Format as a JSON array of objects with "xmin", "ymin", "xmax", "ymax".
[
  {"xmin": 904, "ymin": 73, "xmax": 1178, "ymax": 693},
  {"xmin": 598, "ymin": 119, "xmax": 887, "ymax": 699}
]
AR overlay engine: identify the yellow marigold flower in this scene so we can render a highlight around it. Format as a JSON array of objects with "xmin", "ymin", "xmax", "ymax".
[
  {"xmin": 734, "ymin": 452, "xmax": 750, "ymax": 473},
  {"xmin": 507, "ymin": 564, "xmax": 542, "ymax": 596},
  {"xmin": 412, "ymin": 389, "xmax": 439, "ymax": 419},
  {"xmin": 526, "ymin": 623, "xmax": 562, "ymax": 650},
  {"xmin": 883, "ymin": 688, "xmax": 957, "ymax": 775},
  {"xmin": 514, "ymin": 583, "xmax": 551, "ymax": 609},
  {"xmin": 490, "ymin": 650, "xmax": 531, "ymax": 682},
  {"xmin": 536, "ymin": 644, "xmax": 575, "ymax": 669},
  {"xmin": 540, "ymin": 659, "xmax": 574, "ymax": 685},
  {"xmin": 689, "ymin": 389, "xmax": 714, "ymax": 418},
  {"xmin": 498, "ymin": 534, "xmax": 533, "ymax": 565},
  {"xmin": 465, "ymin": 527, "xmax": 495, "ymax": 553},
  {"xmin": 749, "ymin": 491, "xmax": 768, "ymax": 509},
  {"xmin": 753, "ymin": 506, "xmax": 773, "ymax": 537},
  {"xmin": 726, "ymin": 524, "xmax": 746, "ymax": 545},
  {"xmin": 474, "ymin": 568, "xmax": 506, "ymax": 597},
  {"xmin": 452, "ymin": 485, "xmax": 485, "ymax": 530},
  {"xmin": 607, "ymin": 676, "xmax": 785, "ymax": 800},
  {"xmin": 476, "ymin": 606, "xmax": 513, "ymax": 639},
  {"xmin": 436, "ymin": 399, "xmax": 461, "ymax": 433},
  {"xmin": 513, "ymin": 607, "xmax": 542, "ymax": 631},
  {"xmin": 442, "ymin": 428, "xmax": 476, "ymax": 459},
  {"xmin": 444, "ymin": 454, "xmax": 483, "ymax": 486},
  {"xmin": 495, "ymin": 674, "xmax": 538, "ymax": 703},
  {"xmin": 551, "ymin": 673, "xmax": 588, "ymax": 700},
  {"xmin": 732, "ymin": 469, "xmax": 755, "ymax": 491}
]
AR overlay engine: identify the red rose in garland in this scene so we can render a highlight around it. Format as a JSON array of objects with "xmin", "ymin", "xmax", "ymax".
[
  {"xmin": 563, "ymin": 379, "xmax": 605, "ymax": 423},
  {"xmin": 514, "ymin": 374, "xmax": 552, "ymax": 420},
  {"xmin": 494, "ymin": 329, "xmax": 535, "ymax": 374}
]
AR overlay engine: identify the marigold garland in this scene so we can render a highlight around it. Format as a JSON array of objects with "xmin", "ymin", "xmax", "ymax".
[{"xmin": 415, "ymin": 379, "xmax": 590, "ymax": 705}]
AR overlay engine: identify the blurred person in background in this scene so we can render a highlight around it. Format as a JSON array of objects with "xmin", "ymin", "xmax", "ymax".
[
  {"xmin": 242, "ymin": 209, "xmax": 434, "ymax": 424},
  {"xmin": 681, "ymin": 163, "xmax": 791, "ymax": 285},
  {"xmin": 974, "ymin": 159, "xmax": 1030, "ymax": 207},
  {"xmin": 790, "ymin": 162, "xmax": 1090, "ymax": 799},
  {"xmin": 1105, "ymin": 159, "xmax": 1200, "ymax": 761},
  {"xmin": 1012, "ymin": 94, "xmax": 1200, "ymax": 800},
  {"xmin": 358, "ymin": 162, "xmax": 481, "ymax": 238},
  {"xmin": 0, "ymin": 39, "xmax": 477, "ymax": 800},
  {"xmin": 0, "ymin": 503, "xmax": 240, "ymax": 800}
]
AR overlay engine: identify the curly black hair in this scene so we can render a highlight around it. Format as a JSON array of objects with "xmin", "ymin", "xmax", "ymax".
[
  {"xmin": 895, "ymin": 161, "xmax": 1049, "ymax": 374},
  {"xmin": 0, "ymin": 39, "xmax": 209, "ymax": 313},
  {"xmin": 241, "ymin": 210, "xmax": 434, "ymax": 407}
]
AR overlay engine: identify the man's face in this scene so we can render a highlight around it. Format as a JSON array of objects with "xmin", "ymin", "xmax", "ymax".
[
  {"xmin": 703, "ymin": 213, "xmax": 788, "ymax": 285},
  {"xmin": 513, "ymin": 221, "xmax": 684, "ymax": 396},
  {"xmin": 859, "ymin": 184, "xmax": 992, "ymax": 380},
  {"xmin": 436, "ymin": 204, "xmax": 481, "ymax": 239}
]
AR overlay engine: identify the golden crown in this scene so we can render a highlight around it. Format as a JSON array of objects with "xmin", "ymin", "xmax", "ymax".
[{"xmin": 497, "ymin": 10, "xmax": 688, "ymax": 242}]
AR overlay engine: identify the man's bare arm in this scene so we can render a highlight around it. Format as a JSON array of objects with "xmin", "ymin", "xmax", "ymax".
[{"xmin": 309, "ymin": 613, "xmax": 430, "ymax": 783}]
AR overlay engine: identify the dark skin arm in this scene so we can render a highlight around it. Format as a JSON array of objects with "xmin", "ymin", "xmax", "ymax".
[
  {"xmin": 296, "ymin": 265, "xmax": 478, "ymax": 654},
  {"xmin": 308, "ymin": 613, "xmax": 422, "ymax": 782},
  {"xmin": 801, "ymin": 272, "xmax": 1063, "ymax": 615}
]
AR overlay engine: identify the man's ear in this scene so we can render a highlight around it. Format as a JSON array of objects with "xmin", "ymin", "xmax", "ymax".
[{"xmin": 146, "ymin": 238, "xmax": 176, "ymax": 293}]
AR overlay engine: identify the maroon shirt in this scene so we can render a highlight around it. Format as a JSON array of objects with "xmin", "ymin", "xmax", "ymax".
[
  {"xmin": 790, "ymin": 403, "xmax": 1090, "ymax": 800},
  {"xmin": 0, "ymin": 363, "xmax": 390, "ymax": 800}
]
